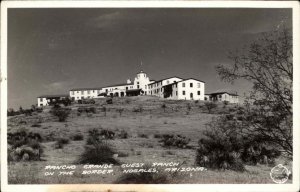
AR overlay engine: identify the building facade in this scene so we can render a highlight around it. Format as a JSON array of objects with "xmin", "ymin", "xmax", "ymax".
[
  {"xmin": 37, "ymin": 94, "xmax": 69, "ymax": 107},
  {"xmin": 205, "ymin": 91, "xmax": 239, "ymax": 103},
  {"xmin": 165, "ymin": 78, "xmax": 205, "ymax": 100},
  {"xmin": 38, "ymin": 70, "xmax": 211, "ymax": 106}
]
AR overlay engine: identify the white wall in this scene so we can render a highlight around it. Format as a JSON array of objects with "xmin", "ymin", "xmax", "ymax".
[
  {"xmin": 37, "ymin": 98, "xmax": 48, "ymax": 107},
  {"xmin": 147, "ymin": 77, "xmax": 182, "ymax": 98},
  {"xmin": 134, "ymin": 71, "xmax": 151, "ymax": 93},
  {"xmin": 177, "ymin": 79, "xmax": 205, "ymax": 100},
  {"xmin": 70, "ymin": 89, "xmax": 101, "ymax": 101}
]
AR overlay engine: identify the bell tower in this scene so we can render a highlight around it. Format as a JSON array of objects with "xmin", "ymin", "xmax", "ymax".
[{"xmin": 134, "ymin": 70, "xmax": 150, "ymax": 92}]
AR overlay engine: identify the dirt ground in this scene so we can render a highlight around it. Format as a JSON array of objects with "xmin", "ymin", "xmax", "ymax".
[{"xmin": 7, "ymin": 96, "xmax": 292, "ymax": 184}]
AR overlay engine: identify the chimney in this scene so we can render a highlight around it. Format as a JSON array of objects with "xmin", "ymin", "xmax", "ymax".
[{"xmin": 127, "ymin": 79, "xmax": 132, "ymax": 84}]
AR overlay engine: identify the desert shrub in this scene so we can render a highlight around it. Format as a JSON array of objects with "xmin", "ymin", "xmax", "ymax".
[
  {"xmin": 115, "ymin": 165, "xmax": 169, "ymax": 184},
  {"xmin": 223, "ymin": 101, "xmax": 229, "ymax": 108},
  {"xmin": 161, "ymin": 104, "xmax": 167, "ymax": 112},
  {"xmin": 117, "ymin": 129, "xmax": 128, "ymax": 139},
  {"xmin": 154, "ymin": 133, "xmax": 163, "ymax": 139},
  {"xmin": 77, "ymin": 141, "xmax": 120, "ymax": 165},
  {"xmin": 125, "ymin": 99, "xmax": 131, "ymax": 104},
  {"xmin": 195, "ymin": 100, "xmax": 199, "ymax": 104},
  {"xmin": 138, "ymin": 133, "xmax": 148, "ymax": 138},
  {"xmin": 54, "ymin": 138, "xmax": 70, "ymax": 149},
  {"xmin": 106, "ymin": 98, "xmax": 113, "ymax": 104},
  {"xmin": 100, "ymin": 129, "xmax": 115, "ymax": 139},
  {"xmin": 36, "ymin": 107, "xmax": 43, "ymax": 113},
  {"xmin": 101, "ymin": 106, "xmax": 107, "ymax": 116},
  {"xmin": 133, "ymin": 105, "xmax": 143, "ymax": 113},
  {"xmin": 50, "ymin": 107, "xmax": 70, "ymax": 122},
  {"xmin": 195, "ymin": 116, "xmax": 281, "ymax": 172},
  {"xmin": 7, "ymin": 129, "xmax": 43, "ymax": 161},
  {"xmin": 89, "ymin": 107, "xmax": 97, "ymax": 114},
  {"xmin": 186, "ymin": 103, "xmax": 192, "ymax": 111},
  {"xmin": 71, "ymin": 133, "xmax": 84, "ymax": 141},
  {"xmin": 204, "ymin": 102, "xmax": 217, "ymax": 113},
  {"xmin": 31, "ymin": 123, "xmax": 41, "ymax": 128},
  {"xmin": 116, "ymin": 108, "xmax": 124, "ymax": 116},
  {"xmin": 77, "ymin": 107, "xmax": 84, "ymax": 113},
  {"xmin": 160, "ymin": 134, "xmax": 190, "ymax": 148},
  {"xmin": 86, "ymin": 128, "xmax": 101, "ymax": 145}
]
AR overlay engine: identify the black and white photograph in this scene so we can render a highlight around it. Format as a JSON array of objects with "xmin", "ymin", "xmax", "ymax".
[{"xmin": 1, "ymin": 1, "xmax": 299, "ymax": 192}]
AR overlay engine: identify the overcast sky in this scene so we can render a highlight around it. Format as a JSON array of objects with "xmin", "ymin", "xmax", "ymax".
[{"xmin": 7, "ymin": 8, "xmax": 292, "ymax": 109}]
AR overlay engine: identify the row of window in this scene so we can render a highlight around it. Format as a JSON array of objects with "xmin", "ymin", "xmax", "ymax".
[
  {"xmin": 182, "ymin": 91, "xmax": 201, "ymax": 95},
  {"xmin": 182, "ymin": 82, "xmax": 201, "ymax": 88}
]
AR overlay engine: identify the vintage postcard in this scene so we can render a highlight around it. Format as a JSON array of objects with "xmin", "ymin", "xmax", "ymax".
[{"xmin": 1, "ymin": 1, "xmax": 299, "ymax": 192}]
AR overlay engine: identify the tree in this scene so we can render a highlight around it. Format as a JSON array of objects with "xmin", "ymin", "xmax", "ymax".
[
  {"xmin": 204, "ymin": 102, "xmax": 217, "ymax": 114},
  {"xmin": 216, "ymin": 28, "xmax": 292, "ymax": 155},
  {"xmin": 161, "ymin": 104, "xmax": 167, "ymax": 113}
]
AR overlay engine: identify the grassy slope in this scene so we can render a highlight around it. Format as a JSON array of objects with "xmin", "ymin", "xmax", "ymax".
[{"xmin": 7, "ymin": 96, "xmax": 291, "ymax": 184}]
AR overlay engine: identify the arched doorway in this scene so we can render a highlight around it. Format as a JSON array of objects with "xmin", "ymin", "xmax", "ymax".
[
  {"xmin": 114, "ymin": 92, "xmax": 119, "ymax": 97},
  {"xmin": 120, "ymin": 92, "xmax": 124, "ymax": 97}
]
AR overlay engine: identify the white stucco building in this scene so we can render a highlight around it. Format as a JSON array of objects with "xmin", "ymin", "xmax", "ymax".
[
  {"xmin": 164, "ymin": 78, "xmax": 205, "ymax": 100},
  {"xmin": 37, "ymin": 94, "xmax": 69, "ymax": 107},
  {"xmin": 205, "ymin": 91, "xmax": 239, "ymax": 104},
  {"xmin": 38, "ymin": 70, "xmax": 223, "ymax": 105}
]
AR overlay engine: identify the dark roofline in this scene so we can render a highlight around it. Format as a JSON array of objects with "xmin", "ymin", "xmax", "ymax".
[
  {"xmin": 102, "ymin": 82, "xmax": 133, "ymax": 88},
  {"xmin": 70, "ymin": 87, "xmax": 102, "ymax": 91},
  {"xmin": 126, "ymin": 89, "xmax": 141, "ymax": 93},
  {"xmin": 207, "ymin": 92, "xmax": 239, "ymax": 96},
  {"xmin": 162, "ymin": 78, "xmax": 205, "ymax": 87},
  {"xmin": 37, "ymin": 94, "xmax": 69, "ymax": 98},
  {"xmin": 181, "ymin": 78, "xmax": 205, "ymax": 83},
  {"xmin": 148, "ymin": 76, "xmax": 183, "ymax": 85}
]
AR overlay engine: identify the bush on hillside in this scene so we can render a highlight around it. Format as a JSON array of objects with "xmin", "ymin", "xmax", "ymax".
[
  {"xmin": 160, "ymin": 134, "xmax": 190, "ymax": 149},
  {"xmin": 54, "ymin": 138, "xmax": 70, "ymax": 149},
  {"xmin": 100, "ymin": 129, "xmax": 115, "ymax": 139},
  {"xmin": 71, "ymin": 133, "xmax": 84, "ymax": 141},
  {"xmin": 50, "ymin": 106, "xmax": 70, "ymax": 122},
  {"xmin": 7, "ymin": 129, "xmax": 43, "ymax": 162},
  {"xmin": 77, "ymin": 141, "xmax": 120, "ymax": 165},
  {"xmin": 86, "ymin": 128, "xmax": 101, "ymax": 145},
  {"xmin": 195, "ymin": 116, "xmax": 281, "ymax": 172},
  {"xmin": 204, "ymin": 102, "xmax": 217, "ymax": 113}
]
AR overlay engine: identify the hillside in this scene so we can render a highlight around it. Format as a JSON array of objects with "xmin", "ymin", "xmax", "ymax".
[{"xmin": 7, "ymin": 96, "xmax": 290, "ymax": 184}]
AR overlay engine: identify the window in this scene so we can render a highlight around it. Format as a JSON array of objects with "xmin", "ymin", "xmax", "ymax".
[
  {"xmin": 176, "ymin": 91, "xmax": 177, "ymax": 96},
  {"xmin": 182, "ymin": 83, "xmax": 185, "ymax": 87},
  {"xmin": 40, "ymin": 104, "xmax": 43, "ymax": 107},
  {"xmin": 93, "ymin": 90, "xmax": 95, "ymax": 93},
  {"xmin": 126, "ymin": 87, "xmax": 128, "ymax": 90},
  {"xmin": 161, "ymin": 88, "xmax": 163, "ymax": 91},
  {"xmin": 106, "ymin": 89, "xmax": 108, "ymax": 92},
  {"xmin": 219, "ymin": 95, "xmax": 222, "ymax": 98},
  {"xmin": 174, "ymin": 81, "xmax": 176, "ymax": 83},
  {"xmin": 198, "ymin": 91, "xmax": 200, "ymax": 95},
  {"xmin": 197, "ymin": 83, "xmax": 200, "ymax": 88},
  {"xmin": 137, "ymin": 85, "xmax": 140, "ymax": 89},
  {"xmin": 87, "ymin": 90, "xmax": 90, "ymax": 94},
  {"xmin": 81, "ymin": 91, "xmax": 84, "ymax": 94},
  {"xmin": 145, "ymin": 85, "xmax": 147, "ymax": 89},
  {"xmin": 183, "ymin": 91, "xmax": 185, "ymax": 95},
  {"xmin": 167, "ymin": 80, "xmax": 169, "ymax": 84},
  {"xmin": 137, "ymin": 82, "xmax": 139, "ymax": 84},
  {"xmin": 77, "ymin": 91, "xmax": 79, "ymax": 93},
  {"xmin": 39, "ymin": 98, "xmax": 43, "ymax": 102},
  {"xmin": 190, "ymin": 83, "xmax": 193, "ymax": 87}
]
